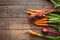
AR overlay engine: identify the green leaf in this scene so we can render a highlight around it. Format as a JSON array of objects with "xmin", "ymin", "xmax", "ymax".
[
  {"xmin": 50, "ymin": 0, "xmax": 56, "ymax": 4},
  {"xmin": 54, "ymin": 0, "xmax": 60, "ymax": 3},
  {"xmin": 54, "ymin": 4, "xmax": 60, "ymax": 8},
  {"xmin": 46, "ymin": 12, "xmax": 60, "ymax": 23},
  {"xmin": 50, "ymin": 0, "xmax": 60, "ymax": 8}
]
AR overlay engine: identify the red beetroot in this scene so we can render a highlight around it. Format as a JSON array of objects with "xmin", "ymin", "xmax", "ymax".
[
  {"xmin": 41, "ymin": 28, "xmax": 60, "ymax": 36},
  {"xmin": 41, "ymin": 28, "xmax": 48, "ymax": 34}
]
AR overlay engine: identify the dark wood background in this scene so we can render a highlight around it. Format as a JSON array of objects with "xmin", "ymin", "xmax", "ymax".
[{"xmin": 0, "ymin": 0, "xmax": 52, "ymax": 40}]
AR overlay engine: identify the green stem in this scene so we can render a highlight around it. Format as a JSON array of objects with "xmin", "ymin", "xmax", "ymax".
[
  {"xmin": 50, "ymin": 24, "xmax": 60, "ymax": 32},
  {"xmin": 46, "ymin": 13, "xmax": 60, "ymax": 23},
  {"xmin": 50, "ymin": 0, "xmax": 60, "ymax": 8},
  {"xmin": 37, "ymin": 33, "xmax": 60, "ymax": 40},
  {"xmin": 50, "ymin": 0, "xmax": 57, "ymax": 4}
]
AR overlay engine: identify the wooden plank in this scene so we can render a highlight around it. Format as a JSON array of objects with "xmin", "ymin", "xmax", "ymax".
[
  {"xmin": 0, "ymin": 0, "xmax": 50, "ymax": 5},
  {"xmin": 0, "ymin": 30, "xmax": 46, "ymax": 40},
  {"xmin": 0, "ymin": 18, "xmax": 42, "ymax": 29},
  {"xmin": 0, "ymin": 18, "xmax": 31, "ymax": 29}
]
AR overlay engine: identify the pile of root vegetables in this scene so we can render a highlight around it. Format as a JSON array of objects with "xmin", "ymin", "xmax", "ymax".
[{"xmin": 26, "ymin": 0, "xmax": 60, "ymax": 40}]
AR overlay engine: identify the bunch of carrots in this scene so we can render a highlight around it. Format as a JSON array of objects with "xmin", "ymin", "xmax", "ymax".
[
  {"xmin": 26, "ymin": 8, "xmax": 60, "ymax": 40},
  {"xmin": 26, "ymin": 9, "xmax": 59, "ymax": 26},
  {"xmin": 26, "ymin": 8, "xmax": 60, "ymax": 30},
  {"xmin": 26, "ymin": 0, "xmax": 60, "ymax": 40}
]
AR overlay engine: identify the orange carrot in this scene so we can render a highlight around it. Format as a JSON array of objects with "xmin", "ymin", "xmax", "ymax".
[
  {"xmin": 37, "ymin": 18, "xmax": 48, "ymax": 21},
  {"xmin": 36, "ymin": 23, "xmax": 49, "ymax": 26},
  {"xmin": 32, "ymin": 17, "xmax": 48, "ymax": 24},
  {"xmin": 26, "ymin": 11, "xmax": 34, "ymax": 15},
  {"xmin": 31, "ymin": 17, "xmax": 49, "ymax": 26},
  {"xmin": 33, "ymin": 21, "xmax": 48, "ymax": 24},
  {"xmin": 28, "ymin": 30, "xmax": 37, "ymax": 35},
  {"xmin": 42, "ymin": 18, "xmax": 48, "ymax": 21},
  {"xmin": 32, "ymin": 21, "xmax": 49, "ymax": 26},
  {"xmin": 27, "ymin": 9, "xmax": 40, "ymax": 13}
]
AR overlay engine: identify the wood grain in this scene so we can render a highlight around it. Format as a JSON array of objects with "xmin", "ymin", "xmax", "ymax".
[
  {"xmin": 0, "ymin": 30, "xmax": 46, "ymax": 40},
  {"xmin": 0, "ymin": 0, "xmax": 52, "ymax": 40}
]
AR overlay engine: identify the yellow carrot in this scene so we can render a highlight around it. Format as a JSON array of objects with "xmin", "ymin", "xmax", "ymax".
[
  {"xmin": 25, "ymin": 11, "xmax": 34, "ymax": 15},
  {"xmin": 27, "ymin": 9, "xmax": 40, "ymax": 13},
  {"xmin": 28, "ymin": 30, "xmax": 37, "ymax": 35}
]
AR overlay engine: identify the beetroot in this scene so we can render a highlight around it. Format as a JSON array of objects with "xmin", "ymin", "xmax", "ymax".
[{"xmin": 41, "ymin": 28, "xmax": 60, "ymax": 36}]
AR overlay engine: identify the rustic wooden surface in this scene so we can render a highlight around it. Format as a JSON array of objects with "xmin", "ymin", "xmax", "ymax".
[{"xmin": 0, "ymin": 0, "xmax": 52, "ymax": 40}]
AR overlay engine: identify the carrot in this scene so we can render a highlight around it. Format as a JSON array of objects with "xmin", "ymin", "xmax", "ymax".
[
  {"xmin": 33, "ymin": 21, "xmax": 48, "ymax": 24},
  {"xmin": 39, "ymin": 17, "xmax": 48, "ymax": 21},
  {"xmin": 31, "ymin": 17, "xmax": 49, "ymax": 26},
  {"xmin": 26, "ymin": 11, "xmax": 34, "ymax": 15},
  {"xmin": 27, "ymin": 9, "xmax": 40, "ymax": 13},
  {"xmin": 32, "ymin": 20, "xmax": 49, "ymax": 26},
  {"xmin": 34, "ymin": 18, "xmax": 48, "ymax": 21},
  {"xmin": 28, "ymin": 30, "xmax": 37, "ymax": 35},
  {"xmin": 32, "ymin": 17, "xmax": 48, "ymax": 24},
  {"xmin": 36, "ymin": 24, "xmax": 49, "ymax": 26}
]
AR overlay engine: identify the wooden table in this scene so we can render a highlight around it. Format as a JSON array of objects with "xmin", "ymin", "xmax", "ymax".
[{"xmin": 0, "ymin": 0, "xmax": 52, "ymax": 40}]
